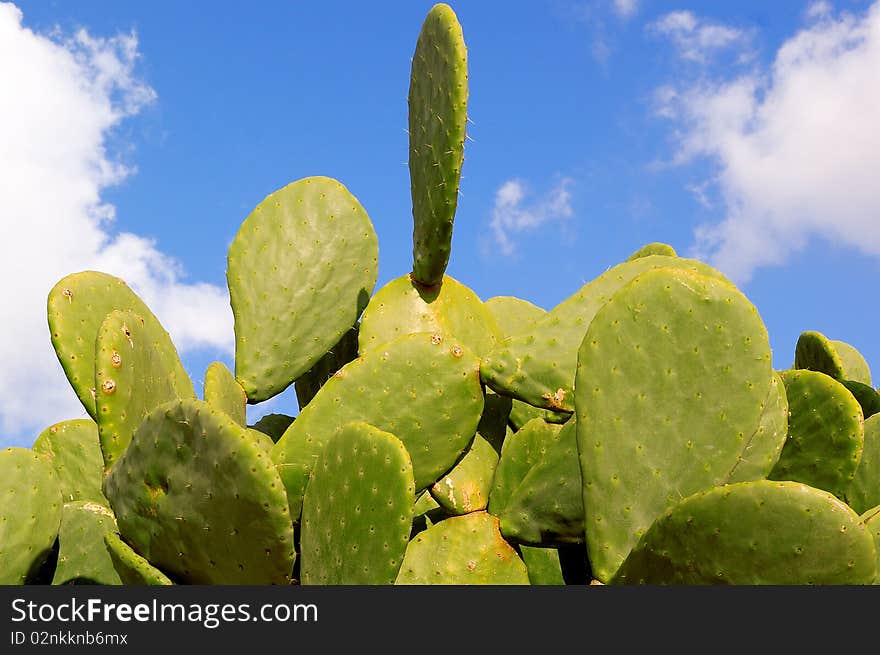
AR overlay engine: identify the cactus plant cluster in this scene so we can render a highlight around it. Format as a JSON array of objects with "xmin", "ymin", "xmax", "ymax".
[{"xmin": 3, "ymin": 3, "xmax": 879, "ymax": 586}]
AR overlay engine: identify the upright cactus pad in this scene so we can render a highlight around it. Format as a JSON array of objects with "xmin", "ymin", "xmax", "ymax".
[
  {"xmin": 575, "ymin": 267, "xmax": 772, "ymax": 582},
  {"xmin": 846, "ymin": 415, "xmax": 880, "ymax": 515},
  {"xmin": 519, "ymin": 546, "xmax": 566, "ymax": 585},
  {"xmin": 294, "ymin": 324, "xmax": 359, "ymax": 410},
  {"xmin": 104, "ymin": 532, "xmax": 173, "ymax": 585},
  {"xmin": 409, "ymin": 3, "xmax": 468, "ymax": 286},
  {"xmin": 47, "ymin": 271, "xmax": 180, "ymax": 418},
  {"xmin": 358, "ymin": 274, "xmax": 501, "ymax": 358},
  {"xmin": 612, "ymin": 480, "xmax": 877, "ymax": 585},
  {"xmin": 300, "ymin": 423, "xmax": 415, "ymax": 585},
  {"xmin": 481, "ymin": 255, "xmax": 730, "ymax": 413},
  {"xmin": 625, "ymin": 242, "xmax": 677, "ymax": 261},
  {"xmin": 249, "ymin": 413, "xmax": 295, "ymax": 443},
  {"xmin": 52, "ymin": 502, "xmax": 121, "ymax": 586},
  {"xmin": 104, "ymin": 399, "xmax": 295, "ymax": 585},
  {"xmin": 95, "ymin": 309, "xmax": 196, "ymax": 471},
  {"xmin": 832, "ymin": 340, "xmax": 872, "ymax": 386},
  {"xmin": 227, "ymin": 176, "xmax": 378, "ymax": 402},
  {"xmin": 842, "ymin": 380, "xmax": 880, "ymax": 420},
  {"xmin": 0, "ymin": 448, "xmax": 63, "ymax": 585},
  {"xmin": 395, "ymin": 512, "xmax": 529, "ymax": 584},
  {"xmin": 32, "ymin": 419, "xmax": 105, "ymax": 505},
  {"xmin": 769, "ymin": 369, "xmax": 864, "ymax": 500},
  {"xmin": 429, "ymin": 433, "xmax": 498, "ymax": 515},
  {"xmin": 272, "ymin": 332, "xmax": 484, "ymax": 520},
  {"xmin": 794, "ymin": 331, "xmax": 871, "ymax": 384},
  {"xmin": 204, "ymin": 361, "xmax": 247, "ymax": 427},
  {"xmin": 484, "ymin": 295, "xmax": 546, "ymax": 337}
]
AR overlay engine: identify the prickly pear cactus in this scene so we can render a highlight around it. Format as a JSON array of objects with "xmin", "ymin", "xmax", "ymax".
[
  {"xmin": 395, "ymin": 512, "xmax": 529, "ymax": 584},
  {"xmin": 409, "ymin": 3, "xmax": 468, "ymax": 286},
  {"xmin": 794, "ymin": 331, "xmax": 872, "ymax": 385},
  {"xmin": 104, "ymin": 399, "xmax": 295, "ymax": 585},
  {"xmin": 612, "ymin": 480, "xmax": 877, "ymax": 585},
  {"xmin": 32, "ymin": 419, "xmax": 105, "ymax": 505},
  {"xmin": 0, "ymin": 448, "xmax": 63, "ymax": 585},
  {"xmin": 227, "ymin": 176, "xmax": 378, "ymax": 403},
  {"xmin": 104, "ymin": 532, "xmax": 173, "ymax": 586},
  {"xmin": 204, "ymin": 361, "xmax": 247, "ymax": 427},
  {"xmin": 519, "ymin": 545, "xmax": 566, "ymax": 585},
  {"xmin": 52, "ymin": 501, "xmax": 121, "ymax": 586},
  {"xmin": 625, "ymin": 242, "xmax": 677, "ymax": 261},
  {"xmin": 842, "ymin": 380, "xmax": 880, "ymax": 420},
  {"xmin": 484, "ymin": 295, "xmax": 545, "ymax": 337},
  {"xmin": 249, "ymin": 413, "xmax": 294, "ymax": 443},
  {"xmin": 430, "ymin": 433, "xmax": 498, "ymax": 515},
  {"xmin": 300, "ymin": 422, "xmax": 415, "ymax": 585},
  {"xmin": 575, "ymin": 266, "xmax": 772, "ymax": 582},
  {"xmin": 846, "ymin": 415, "xmax": 880, "ymax": 515},
  {"xmin": 294, "ymin": 324, "xmax": 359, "ymax": 410}
]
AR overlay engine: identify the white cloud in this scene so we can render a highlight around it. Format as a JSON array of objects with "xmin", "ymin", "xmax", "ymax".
[
  {"xmin": 489, "ymin": 178, "xmax": 574, "ymax": 256},
  {"xmin": 613, "ymin": 0, "xmax": 639, "ymax": 21},
  {"xmin": 651, "ymin": 10, "xmax": 751, "ymax": 63},
  {"xmin": 657, "ymin": 3, "xmax": 880, "ymax": 282},
  {"xmin": 0, "ymin": 3, "xmax": 233, "ymax": 442}
]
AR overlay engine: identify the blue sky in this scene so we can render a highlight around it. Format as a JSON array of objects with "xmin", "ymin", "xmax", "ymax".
[{"xmin": 2, "ymin": 0, "xmax": 878, "ymax": 446}]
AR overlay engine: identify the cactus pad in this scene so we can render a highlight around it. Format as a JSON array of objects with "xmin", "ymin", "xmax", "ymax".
[
  {"xmin": 104, "ymin": 532, "xmax": 173, "ymax": 585},
  {"xmin": 249, "ymin": 413, "xmax": 295, "ymax": 443},
  {"xmin": 842, "ymin": 380, "xmax": 880, "ymax": 420},
  {"xmin": 612, "ymin": 480, "xmax": 877, "ymax": 585},
  {"xmin": 227, "ymin": 176, "xmax": 378, "ymax": 402},
  {"xmin": 32, "ymin": 419, "xmax": 105, "ymax": 505},
  {"xmin": 0, "ymin": 448, "xmax": 63, "ymax": 584},
  {"xmin": 294, "ymin": 324, "xmax": 359, "ymax": 409},
  {"xmin": 793, "ymin": 330, "xmax": 872, "ymax": 384},
  {"xmin": 395, "ymin": 512, "xmax": 529, "ymax": 584},
  {"xmin": 104, "ymin": 399, "xmax": 295, "ymax": 584},
  {"xmin": 626, "ymin": 242, "xmax": 678, "ymax": 261},
  {"xmin": 300, "ymin": 422, "xmax": 415, "ymax": 584},
  {"xmin": 846, "ymin": 415, "xmax": 880, "ymax": 515},
  {"xmin": 769, "ymin": 369, "xmax": 864, "ymax": 500},
  {"xmin": 429, "ymin": 433, "xmax": 498, "ymax": 515},
  {"xmin": 520, "ymin": 545, "xmax": 565, "ymax": 585},
  {"xmin": 272, "ymin": 332, "xmax": 484, "ymax": 520},
  {"xmin": 408, "ymin": 3, "xmax": 468, "ymax": 286},
  {"xmin": 204, "ymin": 361, "xmax": 247, "ymax": 427},
  {"xmin": 52, "ymin": 501, "xmax": 121, "ymax": 585},
  {"xmin": 575, "ymin": 266, "xmax": 772, "ymax": 581},
  {"xmin": 484, "ymin": 295, "xmax": 546, "ymax": 337}
]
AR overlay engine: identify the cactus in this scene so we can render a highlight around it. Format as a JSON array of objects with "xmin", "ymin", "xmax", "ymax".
[
  {"xmin": 300, "ymin": 422, "xmax": 415, "ymax": 585},
  {"xmin": 272, "ymin": 332, "xmax": 484, "ymax": 520},
  {"xmin": 249, "ymin": 413, "xmax": 294, "ymax": 442},
  {"xmin": 625, "ymin": 242, "xmax": 677, "ymax": 261},
  {"xmin": 294, "ymin": 324, "xmax": 359, "ymax": 410},
  {"xmin": 411, "ymin": 491, "xmax": 446, "ymax": 537},
  {"xmin": 227, "ymin": 176, "xmax": 378, "ymax": 403},
  {"xmin": 846, "ymin": 415, "xmax": 880, "ymax": 514},
  {"xmin": 794, "ymin": 330, "xmax": 872, "ymax": 385},
  {"xmin": 768, "ymin": 369, "xmax": 864, "ymax": 500},
  {"xmin": 0, "ymin": 448, "xmax": 63, "ymax": 584},
  {"xmin": 52, "ymin": 501, "xmax": 121, "ymax": 585},
  {"xmin": 47, "ymin": 271, "xmax": 187, "ymax": 418},
  {"xmin": 484, "ymin": 295, "xmax": 546, "ymax": 337},
  {"xmin": 575, "ymin": 267, "xmax": 772, "ymax": 582},
  {"xmin": 429, "ymin": 433, "xmax": 498, "ymax": 515},
  {"xmin": 408, "ymin": 3, "xmax": 468, "ymax": 287},
  {"xmin": 103, "ymin": 399, "xmax": 295, "ymax": 584},
  {"xmin": 842, "ymin": 380, "xmax": 880, "ymax": 420},
  {"xmin": 395, "ymin": 512, "xmax": 529, "ymax": 584},
  {"xmin": 104, "ymin": 532, "xmax": 173, "ymax": 585},
  {"xmin": 519, "ymin": 545, "xmax": 566, "ymax": 585},
  {"xmin": 32, "ymin": 419, "xmax": 105, "ymax": 505},
  {"xmin": 612, "ymin": 480, "xmax": 877, "ymax": 585},
  {"xmin": 204, "ymin": 361, "xmax": 247, "ymax": 427}
]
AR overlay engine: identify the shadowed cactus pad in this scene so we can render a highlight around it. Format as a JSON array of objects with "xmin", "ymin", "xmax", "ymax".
[
  {"xmin": 272, "ymin": 332, "xmax": 484, "ymax": 520},
  {"xmin": 32, "ymin": 419, "xmax": 105, "ymax": 505},
  {"xmin": 769, "ymin": 369, "xmax": 864, "ymax": 500},
  {"xmin": 795, "ymin": 331, "xmax": 872, "ymax": 385},
  {"xmin": 846, "ymin": 415, "xmax": 880, "ymax": 515},
  {"xmin": 612, "ymin": 480, "xmax": 877, "ymax": 585},
  {"xmin": 300, "ymin": 423, "xmax": 415, "ymax": 585},
  {"xmin": 227, "ymin": 176, "xmax": 378, "ymax": 403},
  {"xmin": 575, "ymin": 266, "xmax": 772, "ymax": 582},
  {"xmin": 104, "ymin": 532, "xmax": 173, "ymax": 585},
  {"xmin": 409, "ymin": 3, "xmax": 468, "ymax": 286},
  {"xmin": 104, "ymin": 400, "xmax": 295, "ymax": 585},
  {"xmin": 395, "ymin": 512, "xmax": 529, "ymax": 584},
  {"xmin": 52, "ymin": 501, "xmax": 121, "ymax": 586},
  {"xmin": 204, "ymin": 361, "xmax": 247, "ymax": 427},
  {"xmin": 520, "ymin": 545, "xmax": 566, "ymax": 585},
  {"xmin": 0, "ymin": 448, "xmax": 63, "ymax": 585},
  {"xmin": 294, "ymin": 325, "xmax": 359, "ymax": 410}
]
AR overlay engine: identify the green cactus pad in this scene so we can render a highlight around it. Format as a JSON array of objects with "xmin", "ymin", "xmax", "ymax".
[
  {"xmin": 520, "ymin": 545, "xmax": 565, "ymax": 585},
  {"xmin": 831, "ymin": 340, "xmax": 872, "ymax": 386},
  {"xmin": 476, "ymin": 391, "xmax": 511, "ymax": 451},
  {"xmin": 395, "ymin": 511, "xmax": 529, "ymax": 584},
  {"xmin": 842, "ymin": 380, "xmax": 880, "ymax": 420},
  {"xmin": 484, "ymin": 295, "xmax": 546, "ymax": 337},
  {"xmin": 52, "ymin": 502, "xmax": 121, "ymax": 585},
  {"xmin": 32, "ymin": 419, "xmax": 105, "ymax": 505},
  {"xmin": 104, "ymin": 399, "xmax": 295, "ymax": 585},
  {"xmin": 430, "ymin": 433, "xmax": 498, "ymax": 515},
  {"xmin": 104, "ymin": 532, "xmax": 173, "ymax": 585},
  {"xmin": 575, "ymin": 267, "xmax": 772, "ymax": 582},
  {"xmin": 612, "ymin": 480, "xmax": 877, "ymax": 585},
  {"xmin": 249, "ymin": 414, "xmax": 295, "ymax": 443},
  {"xmin": 793, "ymin": 330, "xmax": 872, "ymax": 384},
  {"xmin": 300, "ymin": 422, "xmax": 415, "ymax": 585},
  {"xmin": 227, "ymin": 176, "xmax": 378, "ymax": 403},
  {"xmin": 358, "ymin": 274, "xmax": 501, "ymax": 358},
  {"xmin": 247, "ymin": 428, "xmax": 276, "ymax": 453},
  {"xmin": 769, "ymin": 369, "xmax": 864, "ymax": 500},
  {"xmin": 846, "ymin": 415, "xmax": 880, "ymax": 514},
  {"xmin": 859, "ymin": 505, "xmax": 880, "ymax": 583},
  {"xmin": 481, "ymin": 255, "xmax": 731, "ymax": 413},
  {"xmin": 508, "ymin": 401, "xmax": 569, "ymax": 430},
  {"xmin": 488, "ymin": 418, "xmax": 562, "ymax": 517},
  {"xmin": 95, "ymin": 309, "xmax": 196, "ymax": 471},
  {"xmin": 723, "ymin": 371, "xmax": 789, "ymax": 484},
  {"xmin": 412, "ymin": 491, "xmax": 446, "ymax": 537},
  {"xmin": 294, "ymin": 324, "xmax": 359, "ymax": 410},
  {"xmin": 497, "ymin": 420, "xmax": 584, "ymax": 545},
  {"xmin": 625, "ymin": 242, "xmax": 677, "ymax": 261},
  {"xmin": 272, "ymin": 332, "xmax": 484, "ymax": 520},
  {"xmin": 204, "ymin": 361, "xmax": 246, "ymax": 427},
  {"xmin": 0, "ymin": 448, "xmax": 63, "ymax": 584},
  {"xmin": 47, "ymin": 271, "xmax": 187, "ymax": 418},
  {"xmin": 408, "ymin": 3, "xmax": 468, "ymax": 286}
]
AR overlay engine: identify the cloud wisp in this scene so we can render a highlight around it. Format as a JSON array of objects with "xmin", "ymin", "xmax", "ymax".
[
  {"xmin": 0, "ymin": 3, "xmax": 233, "ymax": 442},
  {"xmin": 489, "ymin": 177, "xmax": 574, "ymax": 256}
]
